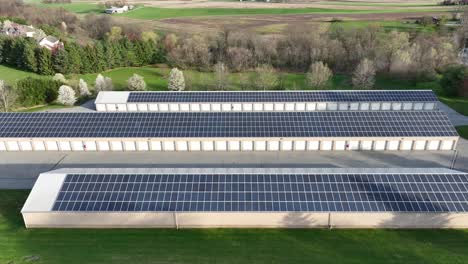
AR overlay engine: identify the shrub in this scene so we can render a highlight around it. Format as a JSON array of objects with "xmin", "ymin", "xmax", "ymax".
[
  {"xmin": 440, "ymin": 65, "xmax": 468, "ymax": 97},
  {"xmin": 127, "ymin": 74, "xmax": 146, "ymax": 91},
  {"xmin": 253, "ymin": 64, "xmax": 278, "ymax": 90},
  {"xmin": 16, "ymin": 77, "xmax": 60, "ymax": 107}
]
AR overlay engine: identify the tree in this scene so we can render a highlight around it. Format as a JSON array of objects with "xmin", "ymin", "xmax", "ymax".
[
  {"xmin": 306, "ymin": 61, "xmax": 332, "ymax": 88},
  {"xmin": 95, "ymin": 74, "xmax": 113, "ymax": 92},
  {"xmin": 0, "ymin": 80, "xmax": 16, "ymax": 112},
  {"xmin": 141, "ymin": 31, "xmax": 159, "ymax": 43},
  {"xmin": 214, "ymin": 62, "xmax": 229, "ymax": 90},
  {"xmin": 35, "ymin": 48, "xmax": 54, "ymax": 75},
  {"xmin": 168, "ymin": 68, "xmax": 185, "ymax": 91},
  {"xmin": 127, "ymin": 74, "xmax": 146, "ymax": 91},
  {"xmin": 79, "ymin": 79, "xmax": 91, "ymax": 97},
  {"xmin": 52, "ymin": 48, "xmax": 69, "ymax": 74},
  {"xmin": 440, "ymin": 65, "xmax": 468, "ymax": 96},
  {"xmin": 57, "ymin": 85, "xmax": 77, "ymax": 106},
  {"xmin": 352, "ymin": 58, "xmax": 376, "ymax": 89},
  {"xmin": 253, "ymin": 64, "xmax": 278, "ymax": 90},
  {"xmin": 52, "ymin": 73, "xmax": 67, "ymax": 84}
]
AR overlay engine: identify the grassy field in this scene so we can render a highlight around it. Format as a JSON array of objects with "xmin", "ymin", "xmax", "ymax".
[
  {"xmin": 330, "ymin": 20, "xmax": 441, "ymax": 33},
  {"xmin": 0, "ymin": 65, "xmax": 46, "ymax": 85},
  {"xmin": 117, "ymin": 6, "xmax": 451, "ymax": 20},
  {"xmin": 456, "ymin": 126, "xmax": 468, "ymax": 139},
  {"xmin": 73, "ymin": 66, "xmax": 439, "ymax": 92},
  {"xmin": 2, "ymin": 190, "xmax": 468, "ymax": 264},
  {"xmin": 439, "ymin": 96, "xmax": 468, "ymax": 116}
]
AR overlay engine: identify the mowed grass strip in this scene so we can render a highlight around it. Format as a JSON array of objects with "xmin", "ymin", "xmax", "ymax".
[
  {"xmin": 439, "ymin": 96, "xmax": 468, "ymax": 116},
  {"xmin": 456, "ymin": 126, "xmax": 468, "ymax": 139},
  {"xmin": 2, "ymin": 190, "xmax": 468, "ymax": 264}
]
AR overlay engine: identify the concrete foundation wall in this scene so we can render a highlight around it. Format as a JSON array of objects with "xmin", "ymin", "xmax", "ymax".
[{"xmin": 22, "ymin": 212, "xmax": 468, "ymax": 229}]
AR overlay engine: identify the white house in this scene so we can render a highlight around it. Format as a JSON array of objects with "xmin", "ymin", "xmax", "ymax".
[
  {"xmin": 105, "ymin": 5, "xmax": 129, "ymax": 14},
  {"xmin": 39, "ymin": 36, "xmax": 63, "ymax": 51}
]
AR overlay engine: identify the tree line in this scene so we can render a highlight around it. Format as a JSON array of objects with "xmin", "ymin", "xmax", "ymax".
[
  {"xmin": 0, "ymin": 35, "xmax": 164, "ymax": 75},
  {"xmin": 166, "ymin": 25, "xmax": 458, "ymax": 81}
]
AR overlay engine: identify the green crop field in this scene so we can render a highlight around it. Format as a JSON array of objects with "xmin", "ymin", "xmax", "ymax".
[
  {"xmin": 116, "ymin": 7, "xmax": 451, "ymax": 20},
  {"xmin": 1, "ymin": 190, "xmax": 468, "ymax": 264}
]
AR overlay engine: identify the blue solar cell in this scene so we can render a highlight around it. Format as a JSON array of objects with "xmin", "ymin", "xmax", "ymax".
[
  {"xmin": 0, "ymin": 111, "xmax": 458, "ymax": 138},
  {"xmin": 126, "ymin": 91, "xmax": 438, "ymax": 103},
  {"xmin": 52, "ymin": 173, "xmax": 468, "ymax": 213}
]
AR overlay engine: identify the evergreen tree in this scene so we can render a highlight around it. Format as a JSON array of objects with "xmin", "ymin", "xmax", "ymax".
[
  {"xmin": 35, "ymin": 47, "xmax": 54, "ymax": 75},
  {"xmin": 65, "ymin": 42, "xmax": 82, "ymax": 74},
  {"xmin": 52, "ymin": 48, "xmax": 69, "ymax": 74},
  {"xmin": 94, "ymin": 41, "xmax": 107, "ymax": 72},
  {"xmin": 79, "ymin": 45, "xmax": 94, "ymax": 74},
  {"xmin": 22, "ymin": 40, "xmax": 38, "ymax": 73}
]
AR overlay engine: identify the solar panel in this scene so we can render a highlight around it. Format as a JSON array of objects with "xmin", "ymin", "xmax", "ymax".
[
  {"xmin": 0, "ymin": 111, "xmax": 457, "ymax": 138},
  {"xmin": 52, "ymin": 173, "xmax": 468, "ymax": 212},
  {"xmin": 127, "ymin": 91, "xmax": 438, "ymax": 103}
]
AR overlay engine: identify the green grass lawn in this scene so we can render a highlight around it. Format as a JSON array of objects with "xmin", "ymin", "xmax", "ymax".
[
  {"xmin": 2, "ymin": 190, "xmax": 468, "ymax": 264},
  {"xmin": 456, "ymin": 126, "xmax": 468, "ymax": 139},
  {"xmin": 439, "ymin": 96, "xmax": 468, "ymax": 116},
  {"xmin": 73, "ymin": 66, "xmax": 438, "ymax": 92},
  {"xmin": 0, "ymin": 65, "xmax": 47, "ymax": 85}
]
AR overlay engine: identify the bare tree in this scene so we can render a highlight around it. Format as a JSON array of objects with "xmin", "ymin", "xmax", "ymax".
[
  {"xmin": 306, "ymin": 61, "xmax": 333, "ymax": 89},
  {"xmin": 0, "ymin": 80, "xmax": 16, "ymax": 112},
  {"xmin": 253, "ymin": 64, "xmax": 278, "ymax": 90},
  {"xmin": 352, "ymin": 58, "xmax": 376, "ymax": 89},
  {"xmin": 214, "ymin": 62, "xmax": 229, "ymax": 90},
  {"xmin": 227, "ymin": 47, "xmax": 253, "ymax": 72}
]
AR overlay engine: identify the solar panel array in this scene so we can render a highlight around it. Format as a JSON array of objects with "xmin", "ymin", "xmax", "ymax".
[
  {"xmin": 0, "ymin": 111, "xmax": 457, "ymax": 138},
  {"xmin": 127, "ymin": 91, "xmax": 438, "ymax": 103},
  {"xmin": 52, "ymin": 173, "xmax": 468, "ymax": 212}
]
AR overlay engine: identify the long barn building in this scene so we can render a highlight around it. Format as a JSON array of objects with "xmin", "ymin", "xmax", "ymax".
[
  {"xmin": 0, "ymin": 111, "xmax": 459, "ymax": 152},
  {"xmin": 94, "ymin": 90, "xmax": 439, "ymax": 112},
  {"xmin": 21, "ymin": 168, "xmax": 468, "ymax": 228}
]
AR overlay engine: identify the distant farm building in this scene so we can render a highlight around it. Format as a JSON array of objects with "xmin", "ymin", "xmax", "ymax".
[{"xmin": 105, "ymin": 5, "xmax": 133, "ymax": 14}]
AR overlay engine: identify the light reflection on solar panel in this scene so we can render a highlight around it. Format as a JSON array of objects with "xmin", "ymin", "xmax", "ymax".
[
  {"xmin": 127, "ymin": 91, "xmax": 438, "ymax": 103},
  {"xmin": 52, "ymin": 173, "xmax": 468, "ymax": 212},
  {"xmin": 0, "ymin": 111, "xmax": 457, "ymax": 138}
]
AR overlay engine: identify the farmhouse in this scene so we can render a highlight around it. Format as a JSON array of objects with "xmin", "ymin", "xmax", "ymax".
[
  {"xmin": 39, "ymin": 35, "xmax": 63, "ymax": 51},
  {"xmin": 21, "ymin": 167, "xmax": 468, "ymax": 228}
]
